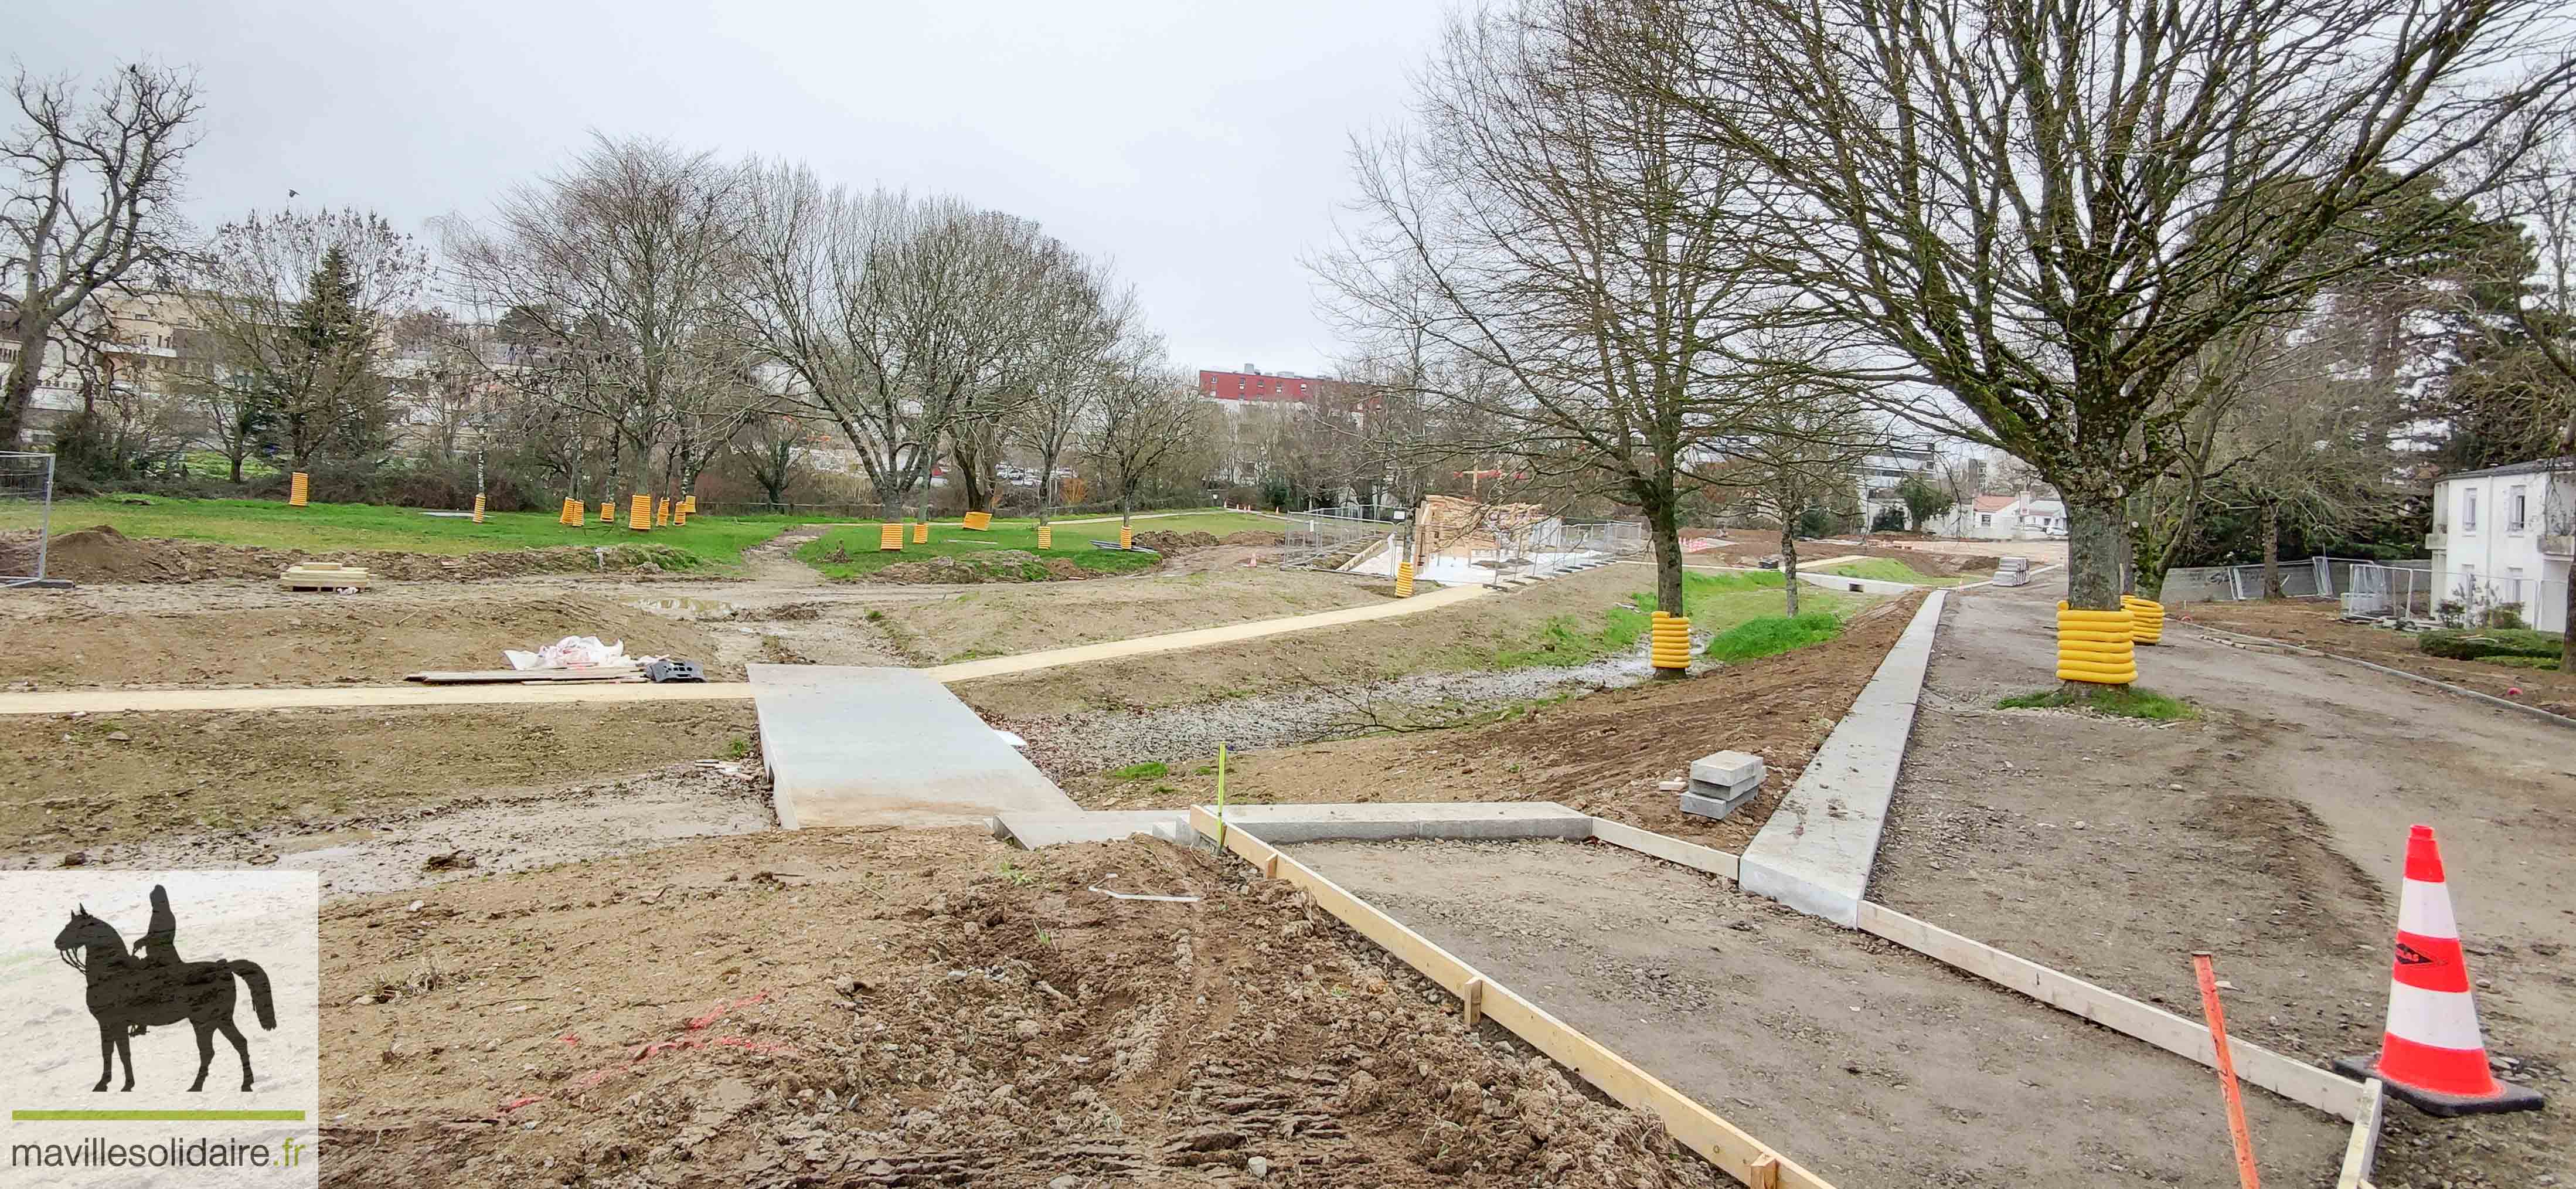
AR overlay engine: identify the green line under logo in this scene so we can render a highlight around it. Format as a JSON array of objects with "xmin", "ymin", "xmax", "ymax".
[{"xmin": 11, "ymin": 1110, "xmax": 307, "ymax": 1122}]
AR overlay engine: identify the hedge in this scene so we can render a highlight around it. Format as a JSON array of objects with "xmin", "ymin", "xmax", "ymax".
[{"xmin": 2418, "ymin": 628, "xmax": 2564, "ymax": 662}]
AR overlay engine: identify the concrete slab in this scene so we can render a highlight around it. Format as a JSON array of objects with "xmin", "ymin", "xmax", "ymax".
[
  {"xmin": 1739, "ymin": 590, "xmax": 1947, "ymax": 926},
  {"xmin": 1690, "ymin": 750, "xmax": 1764, "ymax": 786},
  {"xmin": 1796, "ymin": 570, "xmax": 1922, "ymax": 596},
  {"xmin": 750, "ymin": 664, "xmax": 1078, "ymax": 830},
  {"xmin": 1679, "ymin": 784, "xmax": 1758, "ymax": 820},
  {"xmin": 1196, "ymin": 801, "xmax": 1591, "ymax": 844},
  {"xmin": 990, "ymin": 810, "xmax": 1193, "ymax": 848}
]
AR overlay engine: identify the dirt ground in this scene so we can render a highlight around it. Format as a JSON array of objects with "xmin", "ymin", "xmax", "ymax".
[
  {"xmin": 0, "ymin": 523, "xmax": 705, "ymax": 583},
  {"xmin": 1693, "ymin": 535, "xmax": 2059, "ymax": 572},
  {"xmin": 318, "ymin": 831, "xmax": 1726, "ymax": 1188},
  {"xmin": 1291, "ymin": 837, "xmax": 2349, "ymax": 1187},
  {"xmin": 2176, "ymin": 596, "xmax": 2576, "ymax": 718},
  {"xmin": 0, "ymin": 701, "xmax": 761, "ymax": 857},
  {"xmin": 1035, "ymin": 593, "xmax": 1925, "ymax": 857},
  {"xmin": 871, "ymin": 550, "xmax": 1388, "ymax": 665},
  {"xmin": 1873, "ymin": 580, "xmax": 2574, "ymax": 1189}
]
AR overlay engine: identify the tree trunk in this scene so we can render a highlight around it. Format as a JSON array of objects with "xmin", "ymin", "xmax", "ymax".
[
  {"xmin": 1, "ymin": 330, "xmax": 45, "ymax": 448},
  {"xmin": 1780, "ymin": 521, "xmax": 1801, "ymax": 617},
  {"xmin": 1646, "ymin": 494, "xmax": 1685, "ymax": 677},
  {"xmin": 2561, "ymin": 561, "xmax": 2574, "ymax": 670},
  {"xmin": 2260, "ymin": 500, "xmax": 2284, "ymax": 599},
  {"xmin": 2064, "ymin": 498, "xmax": 2125, "ymax": 611},
  {"xmin": 1035, "ymin": 445, "xmax": 1060, "ymax": 527}
]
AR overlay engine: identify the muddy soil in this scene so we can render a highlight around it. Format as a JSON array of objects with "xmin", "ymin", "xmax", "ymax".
[
  {"xmin": 2177, "ymin": 596, "xmax": 2576, "ymax": 717},
  {"xmin": 1015, "ymin": 592, "xmax": 1921, "ymax": 857},
  {"xmin": 319, "ymin": 831, "xmax": 1725, "ymax": 1188},
  {"xmin": 0, "ymin": 523, "xmax": 706, "ymax": 584},
  {"xmin": 0, "ymin": 701, "xmax": 761, "ymax": 855},
  {"xmin": 1874, "ymin": 580, "xmax": 2575, "ymax": 1188},
  {"xmin": 1293, "ymin": 837, "xmax": 2348, "ymax": 1187},
  {"xmin": 877, "ymin": 562, "xmax": 1389, "ymax": 665}
]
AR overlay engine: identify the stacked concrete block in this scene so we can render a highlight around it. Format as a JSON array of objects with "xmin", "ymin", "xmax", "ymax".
[
  {"xmin": 1992, "ymin": 556, "xmax": 2031, "ymax": 587},
  {"xmin": 1679, "ymin": 750, "xmax": 1766, "ymax": 820}
]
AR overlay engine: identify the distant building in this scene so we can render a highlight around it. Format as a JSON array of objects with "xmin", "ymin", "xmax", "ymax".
[
  {"xmin": 1198, "ymin": 366, "xmax": 1325, "ymax": 406},
  {"xmin": 2427, "ymin": 457, "xmax": 2572, "ymax": 633},
  {"xmin": 1856, "ymin": 445, "xmax": 1937, "ymax": 529},
  {"xmin": 1944, "ymin": 491, "xmax": 2067, "ymax": 539}
]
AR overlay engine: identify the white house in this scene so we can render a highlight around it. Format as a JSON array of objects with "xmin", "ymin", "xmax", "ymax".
[
  {"xmin": 1942, "ymin": 491, "xmax": 2068, "ymax": 539},
  {"xmin": 1855, "ymin": 445, "xmax": 1938, "ymax": 529},
  {"xmin": 2426, "ymin": 457, "xmax": 2572, "ymax": 633}
]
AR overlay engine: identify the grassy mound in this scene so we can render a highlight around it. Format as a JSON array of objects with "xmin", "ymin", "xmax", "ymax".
[
  {"xmin": 2418, "ymin": 627, "xmax": 2563, "ymax": 662},
  {"xmin": 1996, "ymin": 685, "xmax": 2198, "ymax": 720},
  {"xmin": 1703, "ymin": 611, "xmax": 1845, "ymax": 663},
  {"xmin": 798, "ymin": 522, "xmax": 1159, "ymax": 580},
  {"xmin": 1814, "ymin": 557, "xmax": 1965, "ymax": 586}
]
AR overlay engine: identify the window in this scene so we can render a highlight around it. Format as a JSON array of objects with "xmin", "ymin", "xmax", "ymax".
[
  {"xmin": 1978, "ymin": 514, "xmax": 1993, "ymax": 527},
  {"xmin": 2507, "ymin": 485, "xmax": 2528, "ymax": 532},
  {"xmin": 2461, "ymin": 488, "xmax": 2479, "ymax": 531}
]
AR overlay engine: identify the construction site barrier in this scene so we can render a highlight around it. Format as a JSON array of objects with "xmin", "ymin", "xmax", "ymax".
[
  {"xmin": 1036, "ymin": 526, "xmax": 1053, "ymax": 550},
  {"xmin": 962, "ymin": 511, "xmax": 992, "ymax": 531},
  {"xmin": 628, "ymin": 494, "xmax": 652, "ymax": 531},
  {"xmin": 2124, "ymin": 595, "xmax": 2165, "ymax": 644},
  {"xmin": 879, "ymin": 522, "xmax": 903, "ymax": 551},
  {"xmin": 1651, "ymin": 610, "xmax": 1693, "ymax": 671},
  {"xmin": 288, "ymin": 472, "xmax": 309, "ymax": 508},
  {"xmin": 471, "ymin": 493, "xmax": 486, "ymax": 524},
  {"xmin": 1395, "ymin": 560, "xmax": 1415, "ymax": 598},
  {"xmin": 2056, "ymin": 602, "xmax": 2135, "ymax": 684}
]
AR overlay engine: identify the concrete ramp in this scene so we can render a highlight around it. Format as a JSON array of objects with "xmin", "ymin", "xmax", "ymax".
[{"xmin": 750, "ymin": 664, "xmax": 1077, "ymax": 829}]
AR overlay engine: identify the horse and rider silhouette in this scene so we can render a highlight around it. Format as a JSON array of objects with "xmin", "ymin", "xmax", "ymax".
[{"xmin": 52, "ymin": 885, "xmax": 278, "ymax": 1093}]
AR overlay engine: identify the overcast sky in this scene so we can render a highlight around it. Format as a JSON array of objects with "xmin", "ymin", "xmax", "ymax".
[{"xmin": 13, "ymin": 0, "xmax": 1450, "ymax": 379}]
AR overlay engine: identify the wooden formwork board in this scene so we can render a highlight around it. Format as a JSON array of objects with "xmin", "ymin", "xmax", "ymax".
[
  {"xmin": 2336, "ymin": 1079, "xmax": 2385, "ymax": 1189},
  {"xmin": 1190, "ymin": 807, "xmax": 1837, "ymax": 1189},
  {"xmin": 1850, "ymin": 902, "xmax": 2370, "ymax": 1121}
]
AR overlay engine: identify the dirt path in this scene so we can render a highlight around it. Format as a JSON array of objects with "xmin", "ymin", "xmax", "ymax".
[
  {"xmin": 1871, "ymin": 579, "xmax": 2574, "ymax": 1188},
  {"xmin": 1291, "ymin": 837, "xmax": 2347, "ymax": 1187}
]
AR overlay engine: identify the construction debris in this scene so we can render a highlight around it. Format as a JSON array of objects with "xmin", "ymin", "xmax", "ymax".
[
  {"xmin": 1991, "ymin": 556, "xmax": 2032, "ymax": 587},
  {"xmin": 280, "ymin": 562, "xmax": 370, "ymax": 590}
]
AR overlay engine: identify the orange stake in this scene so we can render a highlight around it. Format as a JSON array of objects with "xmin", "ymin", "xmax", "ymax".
[{"xmin": 2193, "ymin": 952, "xmax": 2261, "ymax": 1189}]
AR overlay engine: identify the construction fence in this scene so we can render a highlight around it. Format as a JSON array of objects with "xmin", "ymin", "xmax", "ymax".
[{"xmin": 2163, "ymin": 555, "xmax": 2567, "ymax": 633}]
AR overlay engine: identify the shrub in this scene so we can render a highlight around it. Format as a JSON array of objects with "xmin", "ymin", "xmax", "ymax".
[
  {"xmin": 1703, "ymin": 611, "xmax": 1843, "ymax": 663},
  {"xmin": 1869, "ymin": 507, "xmax": 1908, "ymax": 532},
  {"xmin": 2487, "ymin": 655, "xmax": 2561, "ymax": 671},
  {"xmin": 2418, "ymin": 628, "xmax": 2563, "ymax": 662}
]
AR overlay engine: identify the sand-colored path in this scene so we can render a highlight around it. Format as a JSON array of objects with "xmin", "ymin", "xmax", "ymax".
[{"xmin": 0, "ymin": 583, "xmax": 1486, "ymax": 716}]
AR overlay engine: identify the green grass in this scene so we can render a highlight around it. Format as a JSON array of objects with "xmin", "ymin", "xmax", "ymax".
[
  {"xmin": 796, "ymin": 519, "xmax": 1203, "ymax": 580},
  {"xmin": 1814, "ymin": 558, "xmax": 1967, "ymax": 586},
  {"xmin": 0, "ymin": 496, "xmax": 806, "ymax": 569},
  {"xmin": 1996, "ymin": 685, "xmax": 2200, "ymax": 720},
  {"xmin": 1703, "ymin": 611, "xmax": 1845, "ymax": 662},
  {"xmin": 2486, "ymin": 654, "xmax": 2562, "ymax": 671},
  {"xmin": 1106, "ymin": 761, "xmax": 1169, "ymax": 781},
  {"xmin": 1486, "ymin": 570, "xmax": 1878, "ymax": 669},
  {"xmin": 2418, "ymin": 627, "xmax": 2563, "ymax": 662}
]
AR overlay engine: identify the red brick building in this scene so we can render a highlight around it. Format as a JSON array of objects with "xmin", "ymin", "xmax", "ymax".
[{"xmin": 1197, "ymin": 367, "xmax": 1326, "ymax": 404}]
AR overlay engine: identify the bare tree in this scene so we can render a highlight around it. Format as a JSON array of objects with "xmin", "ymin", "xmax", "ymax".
[
  {"xmin": 183, "ymin": 208, "xmax": 427, "ymax": 473},
  {"xmin": 1689, "ymin": 389, "xmax": 1887, "ymax": 614},
  {"xmin": 734, "ymin": 399, "xmax": 813, "ymax": 508},
  {"xmin": 1084, "ymin": 368, "xmax": 1205, "ymax": 530},
  {"xmin": 443, "ymin": 134, "xmax": 751, "ymax": 504},
  {"xmin": 1315, "ymin": 0, "xmax": 1786, "ymax": 627},
  {"xmin": 1, "ymin": 63, "xmax": 201, "ymax": 446},
  {"xmin": 1012, "ymin": 258, "xmax": 1146, "ymax": 528},
  {"xmin": 1653, "ymin": 0, "xmax": 2576, "ymax": 614}
]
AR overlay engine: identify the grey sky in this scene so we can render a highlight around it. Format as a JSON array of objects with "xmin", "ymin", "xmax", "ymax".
[{"xmin": 14, "ymin": 0, "xmax": 1448, "ymax": 378}]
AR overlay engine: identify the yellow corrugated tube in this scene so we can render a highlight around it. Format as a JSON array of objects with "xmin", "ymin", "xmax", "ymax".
[
  {"xmin": 2122, "ymin": 595, "xmax": 2165, "ymax": 645},
  {"xmin": 1651, "ymin": 610, "xmax": 1693, "ymax": 672},
  {"xmin": 2056, "ymin": 602, "xmax": 2136, "ymax": 684}
]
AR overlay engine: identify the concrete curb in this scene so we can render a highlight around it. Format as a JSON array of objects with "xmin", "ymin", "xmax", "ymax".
[
  {"xmin": 1737, "ymin": 590, "xmax": 1947, "ymax": 926},
  {"xmin": 1190, "ymin": 801, "xmax": 1595, "ymax": 844},
  {"xmin": 2177, "ymin": 621, "xmax": 2575, "ymax": 731}
]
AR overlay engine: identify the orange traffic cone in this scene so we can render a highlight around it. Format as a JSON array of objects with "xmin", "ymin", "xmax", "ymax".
[{"xmin": 2334, "ymin": 825, "xmax": 2543, "ymax": 1116}]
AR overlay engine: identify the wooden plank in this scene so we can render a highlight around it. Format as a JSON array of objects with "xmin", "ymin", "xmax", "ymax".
[
  {"xmin": 1587, "ymin": 818, "xmax": 1741, "ymax": 881},
  {"xmin": 1188, "ymin": 807, "xmax": 1837, "ymax": 1189},
  {"xmin": 1462, "ymin": 977, "xmax": 1485, "ymax": 1027},
  {"xmin": 2336, "ymin": 1079, "xmax": 2384, "ymax": 1189},
  {"xmin": 1749, "ymin": 1156, "xmax": 1781, "ymax": 1189},
  {"xmin": 406, "ymin": 668, "xmax": 644, "ymax": 684},
  {"xmin": 1853, "ymin": 902, "xmax": 2366, "ymax": 1120}
]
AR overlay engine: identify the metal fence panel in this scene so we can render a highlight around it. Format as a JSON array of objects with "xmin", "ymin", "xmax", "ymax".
[{"xmin": 1, "ymin": 452, "xmax": 57, "ymax": 587}]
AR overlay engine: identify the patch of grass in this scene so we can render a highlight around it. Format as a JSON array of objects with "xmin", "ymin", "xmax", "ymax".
[
  {"xmin": 2486, "ymin": 654, "xmax": 2562, "ymax": 670},
  {"xmin": 865, "ymin": 609, "xmax": 884, "ymax": 622},
  {"xmin": 0, "ymin": 496, "xmax": 802, "ymax": 569},
  {"xmin": 996, "ymin": 861, "xmax": 1038, "ymax": 886},
  {"xmin": 796, "ymin": 521, "xmax": 1162, "ymax": 580},
  {"xmin": 2418, "ymin": 627, "xmax": 2563, "ymax": 662},
  {"xmin": 1996, "ymin": 685, "xmax": 2199, "ymax": 720},
  {"xmin": 1485, "ymin": 569, "xmax": 1878, "ymax": 670},
  {"xmin": 1813, "ymin": 557, "xmax": 1966, "ymax": 586},
  {"xmin": 1703, "ymin": 611, "xmax": 1844, "ymax": 663},
  {"xmin": 723, "ymin": 736, "xmax": 752, "ymax": 759},
  {"xmin": 1107, "ymin": 760, "xmax": 1169, "ymax": 781}
]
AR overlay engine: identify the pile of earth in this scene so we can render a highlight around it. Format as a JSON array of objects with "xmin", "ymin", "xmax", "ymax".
[
  {"xmin": 319, "ymin": 832, "xmax": 1724, "ymax": 1188},
  {"xmin": 862, "ymin": 549, "xmax": 1110, "ymax": 585},
  {"xmin": 1129, "ymin": 529, "xmax": 1221, "ymax": 553},
  {"xmin": 0, "ymin": 524, "xmax": 697, "ymax": 584}
]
